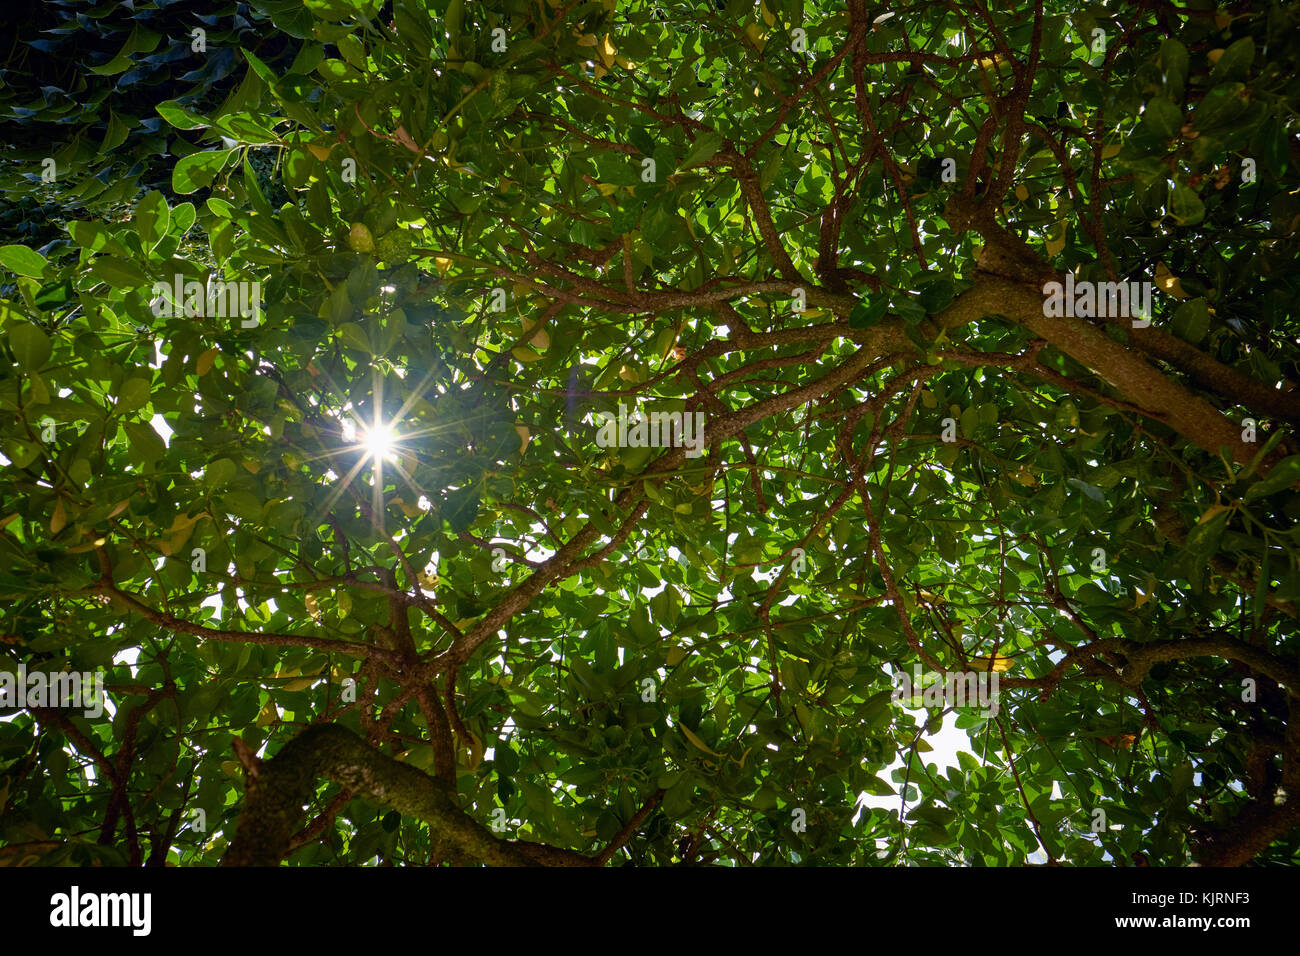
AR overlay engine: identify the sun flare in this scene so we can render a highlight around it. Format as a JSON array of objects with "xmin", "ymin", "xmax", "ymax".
[{"xmin": 361, "ymin": 423, "xmax": 397, "ymax": 462}]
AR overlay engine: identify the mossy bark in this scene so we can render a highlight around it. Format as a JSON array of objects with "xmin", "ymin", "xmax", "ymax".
[{"xmin": 223, "ymin": 724, "xmax": 595, "ymax": 867}]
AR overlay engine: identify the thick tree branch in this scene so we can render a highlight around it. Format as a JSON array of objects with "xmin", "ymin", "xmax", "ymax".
[{"xmin": 223, "ymin": 724, "xmax": 595, "ymax": 867}]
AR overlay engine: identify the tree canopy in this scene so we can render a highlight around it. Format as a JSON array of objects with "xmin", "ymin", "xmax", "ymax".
[{"xmin": 1, "ymin": 0, "xmax": 1299, "ymax": 867}]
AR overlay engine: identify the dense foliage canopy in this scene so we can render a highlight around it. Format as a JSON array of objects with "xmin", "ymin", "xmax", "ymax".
[{"xmin": 2, "ymin": 0, "xmax": 1299, "ymax": 867}]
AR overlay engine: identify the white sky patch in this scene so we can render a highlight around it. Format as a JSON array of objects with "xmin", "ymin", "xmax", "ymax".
[{"xmin": 857, "ymin": 710, "xmax": 973, "ymax": 814}]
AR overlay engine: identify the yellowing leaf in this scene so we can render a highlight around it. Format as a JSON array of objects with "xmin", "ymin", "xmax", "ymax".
[
  {"xmin": 307, "ymin": 143, "xmax": 334, "ymax": 161},
  {"xmin": 968, "ymin": 655, "xmax": 1015, "ymax": 673},
  {"xmin": 680, "ymin": 723, "xmax": 724, "ymax": 757},
  {"xmin": 1014, "ymin": 184, "xmax": 1029, "ymax": 200},
  {"xmin": 1207, "ymin": 48, "xmax": 1224, "ymax": 64},
  {"xmin": 760, "ymin": 0, "xmax": 775, "ymax": 26},
  {"xmin": 282, "ymin": 677, "xmax": 317, "ymax": 692},
  {"xmin": 1154, "ymin": 261, "xmax": 1189, "ymax": 299},
  {"xmin": 1197, "ymin": 503, "xmax": 1232, "ymax": 525},
  {"xmin": 348, "ymin": 222, "xmax": 375, "ymax": 254},
  {"xmin": 1011, "ymin": 465, "xmax": 1039, "ymax": 487},
  {"xmin": 196, "ymin": 347, "xmax": 219, "ymax": 376},
  {"xmin": 598, "ymin": 34, "xmax": 616, "ymax": 68},
  {"xmin": 515, "ymin": 424, "xmax": 531, "ymax": 454},
  {"xmin": 257, "ymin": 701, "xmax": 279, "ymax": 726},
  {"xmin": 305, "ymin": 592, "xmax": 321, "ymax": 621},
  {"xmin": 434, "ymin": 256, "xmax": 452, "ymax": 276},
  {"xmin": 596, "ymin": 182, "xmax": 619, "ymax": 197},
  {"xmin": 575, "ymin": 32, "xmax": 598, "ymax": 46},
  {"xmin": 512, "ymin": 346, "xmax": 542, "ymax": 362},
  {"xmin": 465, "ymin": 730, "xmax": 483, "ymax": 770},
  {"xmin": 1045, "ymin": 222, "xmax": 1067, "ymax": 258},
  {"xmin": 166, "ymin": 511, "xmax": 207, "ymax": 533},
  {"xmin": 1101, "ymin": 143, "xmax": 1122, "ymax": 159},
  {"xmin": 50, "ymin": 499, "xmax": 66, "ymax": 535}
]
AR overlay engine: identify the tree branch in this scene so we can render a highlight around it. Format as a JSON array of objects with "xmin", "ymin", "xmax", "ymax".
[{"xmin": 223, "ymin": 724, "xmax": 596, "ymax": 867}]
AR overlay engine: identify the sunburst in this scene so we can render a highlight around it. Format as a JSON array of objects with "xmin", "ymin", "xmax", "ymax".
[{"xmin": 303, "ymin": 365, "xmax": 447, "ymax": 528}]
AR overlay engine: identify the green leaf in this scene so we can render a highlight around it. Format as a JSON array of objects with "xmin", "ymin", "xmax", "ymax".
[
  {"xmin": 849, "ymin": 296, "xmax": 889, "ymax": 329},
  {"xmin": 134, "ymin": 191, "xmax": 171, "ymax": 251},
  {"xmin": 171, "ymin": 202, "xmax": 197, "ymax": 236},
  {"xmin": 916, "ymin": 278, "xmax": 955, "ymax": 314},
  {"xmin": 156, "ymin": 100, "xmax": 211, "ymax": 130},
  {"xmin": 8, "ymin": 323, "xmax": 52, "ymax": 371},
  {"xmin": 203, "ymin": 458, "xmax": 238, "ymax": 489},
  {"xmin": 1192, "ymin": 83, "xmax": 1248, "ymax": 132},
  {"xmin": 33, "ymin": 280, "xmax": 74, "ymax": 310},
  {"xmin": 116, "ymin": 378, "xmax": 152, "ymax": 414},
  {"xmin": 68, "ymin": 221, "xmax": 115, "ymax": 254},
  {"xmin": 1159, "ymin": 39, "xmax": 1189, "ymax": 97},
  {"xmin": 173, "ymin": 149, "xmax": 236, "ymax": 194},
  {"xmin": 1170, "ymin": 298, "xmax": 1210, "ymax": 343},
  {"xmin": 861, "ymin": 774, "xmax": 895, "ymax": 796},
  {"xmin": 1209, "ymin": 38, "xmax": 1254, "ymax": 85},
  {"xmin": 1141, "ymin": 97, "xmax": 1181, "ymax": 139},
  {"xmin": 1245, "ymin": 456, "xmax": 1300, "ymax": 500},
  {"xmin": 221, "ymin": 490, "xmax": 265, "ymax": 522},
  {"xmin": 1251, "ymin": 116, "xmax": 1289, "ymax": 176},
  {"xmin": 241, "ymin": 48, "xmax": 282, "ymax": 88},
  {"xmin": 679, "ymin": 132, "xmax": 723, "ymax": 170},
  {"xmin": 97, "ymin": 112, "xmax": 131, "ymax": 154},
  {"xmin": 1184, "ymin": 508, "xmax": 1230, "ymax": 556},
  {"xmin": 123, "ymin": 421, "xmax": 166, "ymax": 463},
  {"xmin": 90, "ymin": 258, "xmax": 149, "ymax": 289},
  {"xmin": 218, "ymin": 114, "xmax": 279, "ymax": 145},
  {"xmin": 1168, "ymin": 184, "xmax": 1205, "ymax": 225},
  {"xmin": 337, "ymin": 322, "xmax": 372, "ymax": 354},
  {"xmin": 0, "ymin": 245, "xmax": 48, "ymax": 278}
]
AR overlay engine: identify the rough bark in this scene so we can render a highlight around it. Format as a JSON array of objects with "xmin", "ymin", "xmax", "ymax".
[{"xmin": 223, "ymin": 724, "xmax": 596, "ymax": 867}]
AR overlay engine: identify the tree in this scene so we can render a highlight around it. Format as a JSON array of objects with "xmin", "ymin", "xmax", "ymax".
[{"xmin": 1, "ymin": 0, "xmax": 1298, "ymax": 868}]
